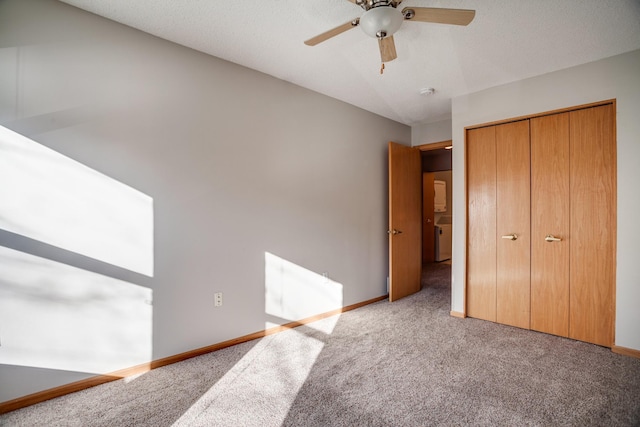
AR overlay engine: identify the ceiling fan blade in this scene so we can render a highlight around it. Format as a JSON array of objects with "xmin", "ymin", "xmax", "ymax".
[
  {"xmin": 304, "ymin": 18, "xmax": 359, "ymax": 46},
  {"xmin": 379, "ymin": 35, "xmax": 397, "ymax": 63},
  {"xmin": 402, "ymin": 7, "xmax": 475, "ymax": 26}
]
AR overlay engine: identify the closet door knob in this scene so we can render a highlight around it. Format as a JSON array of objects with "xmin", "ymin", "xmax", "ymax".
[
  {"xmin": 501, "ymin": 234, "xmax": 518, "ymax": 240},
  {"xmin": 545, "ymin": 235, "xmax": 562, "ymax": 242}
]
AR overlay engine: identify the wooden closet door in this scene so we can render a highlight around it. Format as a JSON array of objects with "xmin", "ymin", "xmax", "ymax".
[
  {"xmin": 495, "ymin": 120, "xmax": 531, "ymax": 329},
  {"xmin": 569, "ymin": 104, "xmax": 616, "ymax": 347},
  {"xmin": 530, "ymin": 113, "xmax": 570, "ymax": 337},
  {"xmin": 466, "ymin": 126, "xmax": 497, "ymax": 322}
]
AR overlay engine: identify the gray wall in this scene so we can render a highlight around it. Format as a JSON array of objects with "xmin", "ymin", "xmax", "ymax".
[
  {"xmin": 0, "ymin": 0, "xmax": 410, "ymax": 402},
  {"xmin": 412, "ymin": 118, "xmax": 452, "ymax": 146},
  {"xmin": 451, "ymin": 49, "xmax": 640, "ymax": 351}
]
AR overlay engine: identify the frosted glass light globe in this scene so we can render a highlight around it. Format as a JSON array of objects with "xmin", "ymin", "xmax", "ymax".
[{"xmin": 360, "ymin": 6, "xmax": 403, "ymax": 38}]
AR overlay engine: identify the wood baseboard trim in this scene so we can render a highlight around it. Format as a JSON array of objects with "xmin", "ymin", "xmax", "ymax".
[
  {"xmin": 0, "ymin": 294, "xmax": 388, "ymax": 415},
  {"xmin": 612, "ymin": 345, "xmax": 640, "ymax": 359},
  {"xmin": 450, "ymin": 310, "xmax": 465, "ymax": 318}
]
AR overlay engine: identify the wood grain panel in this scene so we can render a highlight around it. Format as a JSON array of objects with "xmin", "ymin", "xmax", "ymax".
[
  {"xmin": 466, "ymin": 126, "xmax": 497, "ymax": 322},
  {"xmin": 388, "ymin": 142, "xmax": 422, "ymax": 301},
  {"xmin": 530, "ymin": 113, "xmax": 570, "ymax": 337},
  {"xmin": 569, "ymin": 104, "xmax": 616, "ymax": 347},
  {"xmin": 422, "ymin": 172, "xmax": 435, "ymax": 263},
  {"xmin": 495, "ymin": 120, "xmax": 531, "ymax": 329}
]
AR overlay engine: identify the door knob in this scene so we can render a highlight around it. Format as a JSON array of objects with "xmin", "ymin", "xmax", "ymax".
[
  {"xmin": 545, "ymin": 235, "xmax": 562, "ymax": 242},
  {"xmin": 388, "ymin": 229, "xmax": 403, "ymax": 235},
  {"xmin": 501, "ymin": 234, "xmax": 518, "ymax": 241}
]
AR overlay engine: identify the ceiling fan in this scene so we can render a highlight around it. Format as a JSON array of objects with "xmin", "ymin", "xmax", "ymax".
[{"xmin": 304, "ymin": 0, "xmax": 475, "ymax": 66}]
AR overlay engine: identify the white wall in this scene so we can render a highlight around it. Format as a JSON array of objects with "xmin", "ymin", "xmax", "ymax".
[
  {"xmin": 0, "ymin": 0, "xmax": 410, "ymax": 402},
  {"xmin": 451, "ymin": 49, "xmax": 640, "ymax": 351}
]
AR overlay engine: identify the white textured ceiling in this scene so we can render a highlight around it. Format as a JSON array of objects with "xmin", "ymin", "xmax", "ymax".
[{"xmin": 58, "ymin": 0, "xmax": 640, "ymax": 126}]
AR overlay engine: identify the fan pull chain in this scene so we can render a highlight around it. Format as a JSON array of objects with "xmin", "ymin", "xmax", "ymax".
[{"xmin": 380, "ymin": 63, "xmax": 385, "ymax": 75}]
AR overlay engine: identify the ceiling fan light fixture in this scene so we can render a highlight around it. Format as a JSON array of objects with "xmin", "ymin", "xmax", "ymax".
[{"xmin": 360, "ymin": 6, "xmax": 403, "ymax": 39}]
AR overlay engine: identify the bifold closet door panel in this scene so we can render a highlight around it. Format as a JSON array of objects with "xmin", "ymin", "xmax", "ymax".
[
  {"xmin": 569, "ymin": 104, "xmax": 616, "ymax": 347},
  {"xmin": 530, "ymin": 113, "xmax": 570, "ymax": 337},
  {"xmin": 466, "ymin": 126, "xmax": 497, "ymax": 322},
  {"xmin": 495, "ymin": 120, "xmax": 531, "ymax": 329}
]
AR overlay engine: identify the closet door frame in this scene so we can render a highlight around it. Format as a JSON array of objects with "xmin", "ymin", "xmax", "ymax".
[{"xmin": 464, "ymin": 99, "xmax": 616, "ymax": 347}]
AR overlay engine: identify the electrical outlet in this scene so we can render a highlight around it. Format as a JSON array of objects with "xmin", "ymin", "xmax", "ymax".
[{"xmin": 214, "ymin": 292, "xmax": 223, "ymax": 307}]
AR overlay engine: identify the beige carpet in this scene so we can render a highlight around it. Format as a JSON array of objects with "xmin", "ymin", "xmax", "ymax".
[{"xmin": 2, "ymin": 263, "xmax": 640, "ymax": 426}]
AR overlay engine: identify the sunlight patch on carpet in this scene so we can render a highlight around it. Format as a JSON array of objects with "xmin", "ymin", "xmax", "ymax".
[{"xmin": 172, "ymin": 317, "xmax": 337, "ymax": 426}]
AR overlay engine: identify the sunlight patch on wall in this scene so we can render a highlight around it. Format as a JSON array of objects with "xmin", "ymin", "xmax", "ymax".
[
  {"xmin": 0, "ymin": 246, "xmax": 152, "ymax": 374},
  {"xmin": 265, "ymin": 252, "xmax": 343, "ymax": 332},
  {"xmin": 145, "ymin": 253, "xmax": 346, "ymax": 424},
  {"xmin": 0, "ymin": 125, "xmax": 153, "ymax": 276}
]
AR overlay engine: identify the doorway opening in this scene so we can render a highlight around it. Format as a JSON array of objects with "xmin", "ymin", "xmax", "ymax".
[{"xmin": 417, "ymin": 141, "xmax": 452, "ymax": 285}]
